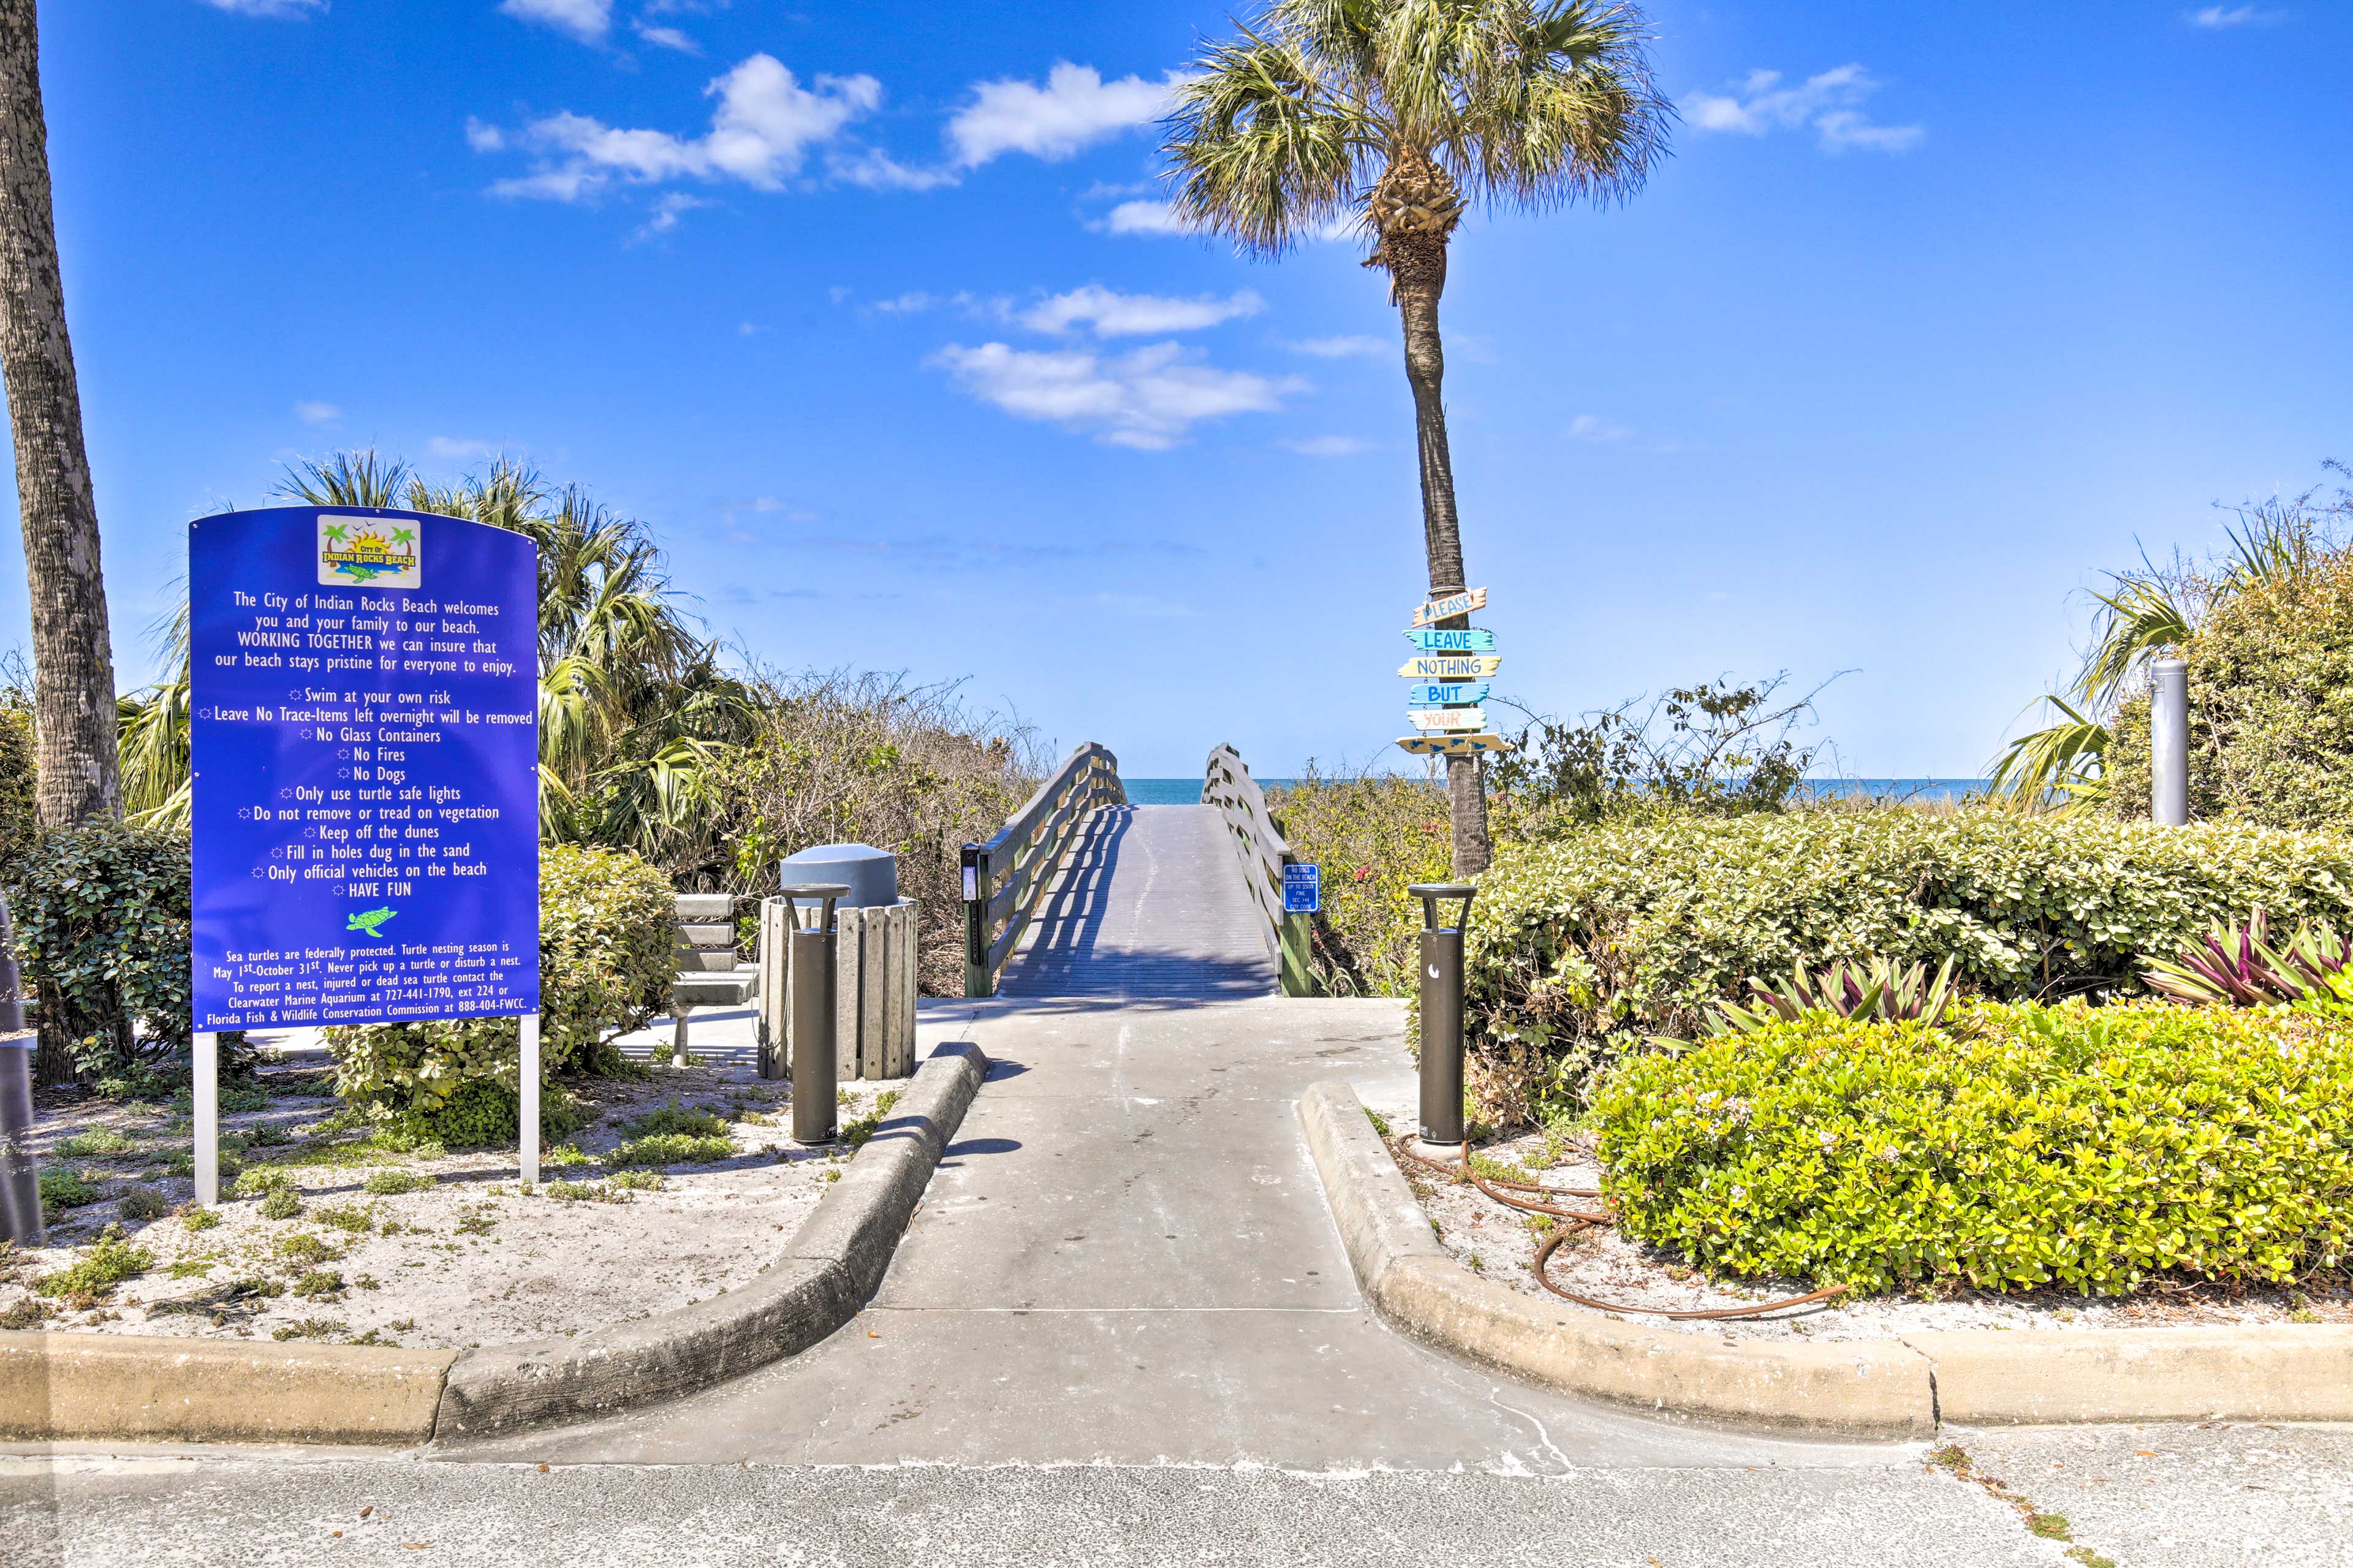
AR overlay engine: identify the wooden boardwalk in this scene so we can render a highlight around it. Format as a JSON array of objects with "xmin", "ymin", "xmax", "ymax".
[{"xmin": 994, "ymin": 805, "xmax": 1279, "ymax": 1001}]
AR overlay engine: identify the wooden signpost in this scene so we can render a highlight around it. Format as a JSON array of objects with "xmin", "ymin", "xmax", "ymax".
[
  {"xmin": 1411, "ymin": 587, "xmax": 1488, "ymax": 627},
  {"xmin": 1396, "ymin": 655, "xmax": 1502, "ymax": 680},
  {"xmin": 1404, "ymin": 682, "xmax": 1490, "ymax": 707},
  {"xmin": 1393, "ymin": 587, "xmax": 1514, "ymax": 759},
  {"xmin": 1403, "ymin": 627, "xmax": 1496, "ymax": 653},
  {"xmin": 1406, "ymin": 707, "xmax": 1488, "ymax": 732}
]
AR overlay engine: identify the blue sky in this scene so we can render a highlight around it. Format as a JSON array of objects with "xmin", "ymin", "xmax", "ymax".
[{"xmin": 11, "ymin": 1, "xmax": 2349, "ymax": 777}]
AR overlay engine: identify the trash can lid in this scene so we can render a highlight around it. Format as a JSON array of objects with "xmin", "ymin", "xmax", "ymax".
[{"xmin": 782, "ymin": 843, "xmax": 894, "ymax": 862}]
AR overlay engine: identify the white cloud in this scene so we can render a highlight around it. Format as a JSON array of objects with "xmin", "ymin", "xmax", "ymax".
[
  {"xmin": 1279, "ymin": 436, "xmax": 1372, "ymax": 458},
  {"xmin": 634, "ymin": 21, "xmax": 699, "ymax": 53},
  {"xmin": 197, "ymin": 0, "xmax": 325, "ymax": 16},
  {"xmin": 933, "ymin": 340, "xmax": 1302, "ymax": 450},
  {"xmin": 2187, "ymin": 5, "xmax": 2287, "ymax": 25},
  {"xmin": 464, "ymin": 118, "xmax": 506, "ymax": 153},
  {"xmin": 633, "ymin": 192, "xmax": 705, "ymax": 239},
  {"xmin": 827, "ymin": 148, "xmax": 958, "ymax": 192},
  {"xmin": 1566, "ymin": 413, "xmax": 1697, "ymax": 454},
  {"xmin": 1018, "ymin": 286, "xmax": 1262, "ymax": 338},
  {"xmin": 1091, "ymin": 199, "xmax": 1190, "ymax": 237},
  {"xmin": 1683, "ymin": 65, "xmax": 1923, "ymax": 154},
  {"xmin": 487, "ymin": 55, "xmax": 881, "ymax": 202},
  {"xmin": 501, "ymin": 0, "xmax": 611, "ymax": 43},
  {"xmin": 1286, "ymin": 335, "xmax": 1387, "ymax": 359},
  {"xmin": 947, "ymin": 62, "xmax": 1180, "ymax": 168},
  {"xmin": 428, "ymin": 436, "xmax": 501, "ymax": 461},
  {"xmin": 293, "ymin": 401, "xmax": 340, "ymax": 427}
]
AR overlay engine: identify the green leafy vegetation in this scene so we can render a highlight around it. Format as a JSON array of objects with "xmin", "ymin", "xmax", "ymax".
[
  {"xmin": 605, "ymin": 1131, "xmax": 733, "ymax": 1168},
  {"xmin": 57, "ymin": 1128, "xmax": 132, "ymax": 1157},
  {"xmin": 314, "ymin": 1204, "xmax": 375, "ymax": 1234},
  {"xmin": 1595, "ymin": 1001, "xmax": 2353, "ymax": 1295},
  {"xmin": 37, "ymin": 1165, "xmax": 100, "ymax": 1213},
  {"xmin": 839, "ymin": 1090, "xmax": 903, "ymax": 1151},
  {"xmin": 33, "ymin": 1229, "xmax": 154, "ymax": 1300},
  {"xmin": 620, "ymin": 1102, "xmax": 727, "ymax": 1140},
  {"xmin": 324, "ymin": 842, "xmax": 673, "ymax": 1131},
  {"xmin": 115, "ymin": 1186, "xmax": 169, "ymax": 1221},
  {"xmin": 230, "ymin": 1167, "xmax": 296, "ymax": 1198},
  {"xmin": 180, "ymin": 1207, "xmax": 221, "ymax": 1233},
  {"xmin": 259, "ymin": 1186, "xmax": 302, "ymax": 1221},
  {"xmin": 605, "ymin": 1168, "xmax": 663, "ymax": 1192},
  {"xmin": 1462, "ymin": 809, "xmax": 2353, "ymax": 1122},
  {"xmin": 362, "ymin": 1168, "xmax": 433, "ymax": 1196}
]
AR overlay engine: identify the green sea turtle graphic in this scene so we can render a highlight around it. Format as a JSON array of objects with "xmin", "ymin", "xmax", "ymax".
[{"xmin": 347, "ymin": 906, "xmax": 397, "ymax": 941}]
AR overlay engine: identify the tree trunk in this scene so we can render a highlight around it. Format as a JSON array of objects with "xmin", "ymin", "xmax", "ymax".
[
  {"xmin": 0, "ymin": 0, "xmax": 118, "ymax": 831},
  {"xmin": 1390, "ymin": 233, "xmax": 1491, "ymax": 879}
]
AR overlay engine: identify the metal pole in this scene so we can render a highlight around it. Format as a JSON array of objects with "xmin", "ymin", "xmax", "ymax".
[
  {"xmin": 520, "ymin": 1012, "xmax": 540, "ymax": 1186},
  {"xmin": 194, "ymin": 1031, "xmax": 219, "ymax": 1207},
  {"xmin": 785, "ymin": 884, "xmax": 849, "ymax": 1146},
  {"xmin": 1409, "ymin": 883, "xmax": 1476, "ymax": 1153},
  {"xmin": 0, "ymin": 896, "xmax": 37, "ymax": 1246},
  {"xmin": 2151, "ymin": 657, "xmax": 2189, "ymax": 826}
]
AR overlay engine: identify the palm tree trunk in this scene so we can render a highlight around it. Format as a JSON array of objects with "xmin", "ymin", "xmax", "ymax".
[
  {"xmin": 0, "ymin": 0, "xmax": 118, "ymax": 830},
  {"xmin": 1390, "ymin": 237, "xmax": 1490, "ymax": 878}
]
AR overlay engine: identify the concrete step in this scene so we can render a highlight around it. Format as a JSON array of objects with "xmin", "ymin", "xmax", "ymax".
[
  {"xmin": 676, "ymin": 922, "xmax": 736, "ymax": 947},
  {"xmin": 673, "ymin": 894, "xmax": 733, "ymax": 922},
  {"xmin": 673, "ymin": 947, "xmax": 746, "ymax": 972},
  {"xmin": 672, "ymin": 967, "xmax": 757, "ymax": 1006}
]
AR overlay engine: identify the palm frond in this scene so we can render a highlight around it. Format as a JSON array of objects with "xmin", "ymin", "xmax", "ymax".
[
  {"xmin": 2072, "ymin": 577, "xmax": 2191, "ymax": 709},
  {"xmin": 1985, "ymin": 694, "xmax": 2111, "ymax": 815},
  {"xmin": 1166, "ymin": 27, "xmax": 1370, "ymax": 255},
  {"xmin": 278, "ymin": 450, "xmax": 411, "ymax": 509}
]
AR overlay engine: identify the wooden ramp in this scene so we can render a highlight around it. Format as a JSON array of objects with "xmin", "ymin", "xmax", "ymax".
[{"xmin": 993, "ymin": 805, "xmax": 1279, "ymax": 1001}]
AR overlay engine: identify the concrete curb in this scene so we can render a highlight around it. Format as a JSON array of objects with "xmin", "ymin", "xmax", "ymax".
[
  {"xmin": 0, "ymin": 1040, "xmax": 988, "ymax": 1447},
  {"xmin": 1299, "ymin": 1078, "xmax": 2353, "ymax": 1435},
  {"xmin": 434, "ymin": 1039, "xmax": 987, "ymax": 1438},
  {"xmin": 0, "ymin": 1333, "xmax": 455, "ymax": 1447}
]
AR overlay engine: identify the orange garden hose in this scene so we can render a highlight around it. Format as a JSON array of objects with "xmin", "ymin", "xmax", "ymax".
[{"xmin": 1391, "ymin": 1134, "xmax": 1849, "ymax": 1321}]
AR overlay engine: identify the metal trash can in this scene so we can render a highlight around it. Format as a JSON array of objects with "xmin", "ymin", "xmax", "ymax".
[
  {"xmin": 779, "ymin": 843, "xmax": 898, "ymax": 909},
  {"xmin": 1410, "ymin": 883, "xmax": 1477, "ymax": 1153}
]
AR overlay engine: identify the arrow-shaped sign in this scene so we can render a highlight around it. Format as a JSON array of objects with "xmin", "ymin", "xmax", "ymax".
[
  {"xmin": 1396, "ymin": 732, "xmax": 1516, "ymax": 757},
  {"xmin": 1404, "ymin": 683, "xmax": 1490, "ymax": 707},
  {"xmin": 1397, "ymin": 655, "xmax": 1502, "ymax": 680},
  {"xmin": 1411, "ymin": 587, "xmax": 1488, "ymax": 627},
  {"xmin": 1406, "ymin": 707, "xmax": 1489, "ymax": 732},
  {"xmin": 1403, "ymin": 628, "xmax": 1496, "ymax": 653}
]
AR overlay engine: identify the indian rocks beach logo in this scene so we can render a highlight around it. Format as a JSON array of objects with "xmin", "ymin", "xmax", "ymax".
[{"xmin": 316, "ymin": 514, "xmax": 422, "ymax": 589}]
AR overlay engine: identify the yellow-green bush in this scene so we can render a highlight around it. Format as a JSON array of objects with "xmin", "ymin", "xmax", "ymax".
[
  {"xmin": 325, "ymin": 843, "xmax": 673, "ymax": 1137},
  {"xmin": 1594, "ymin": 1001, "xmax": 2353, "ymax": 1295},
  {"xmin": 1465, "ymin": 809, "xmax": 2353, "ymax": 1121}
]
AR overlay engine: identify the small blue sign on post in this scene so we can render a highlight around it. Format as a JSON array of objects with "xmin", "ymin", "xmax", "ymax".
[{"xmin": 1283, "ymin": 863, "xmax": 1321, "ymax": 915}]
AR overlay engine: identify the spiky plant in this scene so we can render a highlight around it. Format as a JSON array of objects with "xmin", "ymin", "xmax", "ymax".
[
  {"xmin": 2142, "ymin": 908, "xmax": 2353, "ymax": 1007},
  {"xmin": 1710, "ymin": 955, "xmax": 1960, "ymax": 1034},
  {"xmin": 1164, "ymin": 0, "xmax": 1673, "ymax": 877}
]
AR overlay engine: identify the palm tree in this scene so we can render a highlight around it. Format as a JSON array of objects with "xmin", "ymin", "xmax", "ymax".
[
  {"xmin": 0, "ymin": 0, "xmax": 118, "ymax": 827},
  {"xmin": 1164, "ymin": 0, "xmax": 1672, "ymax": 876}
]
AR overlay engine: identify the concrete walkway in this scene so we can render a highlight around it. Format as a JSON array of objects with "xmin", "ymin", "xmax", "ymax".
[{"xmin": 446, "ymin": 997, "xmax": 1898, "ymax": 1471}]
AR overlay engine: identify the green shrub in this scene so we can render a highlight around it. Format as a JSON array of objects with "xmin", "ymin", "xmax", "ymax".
[
  {"xmin": 368, "ymin": 1077, "xmax": 589, "ymax": 1151},
  {"xmin": 37, "ymin": 1165, "xmax": 100, "ymax": 1212},
  {"xmin": 314, "ymin": 1204, "xmax": 375, "ymax": 1234},
  {"xmin": 1594, "ymin": 1001, "xmax": 2353, "ymax": 1296},
  {"xmin": 1266, "ymin": 770, "xmax": 1455, "ymax": 996},
  {"xmin": 606, "ymin": 1168, "xmax": 663, "ymax": 1191},
  {"xmin": 620, "ymin": 1101, "xmax": 727, "ymax": 1141},
  {"xmin": 1464, "ymin": 809, "xmax": 2353, "ymax": 1122},
  {"xmin": 362, "ymin": 1168, "xmax": 432, "ymax": 1196},
  {"xmin": 545, "ymin": 1179, "xmax": 624, "ymax": 1203},
  {"xmin": 605, "ymin": 1131, "xmax": 732, "ymax": 1168},
  {"xmin": 116, "ymin": 1187, "xmax": 169, "ymax": 1221},
  {"xmin": 292, "ymin": 1270, "xmax": 345, "ymax": 1300},
  {"xmin": 58, "ymin": 1128, "xmax": 132, "ymax": 1157},
  {"xmin": 324, "ymin": 843, "xmax": 673, "ymax": 1126},
  {"xmin": 33, "ymin": 1230, "xmax": 153, "ymax": 1300},
  {"xmin": 260, "ymin": 1186, "xmax": 302, "ymax": 1221},
  {"xmin": 839, "ymin": 1089, "xmax": 902, "ymax": 1151},
  {"xmin": 181, "ymin": 1208, "xmax": 221, "ymax": 1232},
  {"xmin": 275, "ymin": 1232, "xmax": 341, "ymax": 1265},
  {"xmin": 0, "ymin": 705, "xmax": 35, "ymax": 877},
  {"xmin": 231, "ymin": 1167, "xmax": 295, "ymax": 1198},
  {"xmin": 12, "ymin": 822, "xmax": 197, "ymax": 1084}
]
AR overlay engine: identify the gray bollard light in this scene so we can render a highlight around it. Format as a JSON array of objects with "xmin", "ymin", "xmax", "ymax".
[
  {"xmin": 2151, "ymin": 656, "xmax": 2189, "ymax": 826},
  {"xmin": 1410, "ymin": 883, "xmax": 1477, "ymax": 1153},
  {"xmin": 0, "ymin": 893, "xmax": 41, "ymax": 1247},
  {"xmin": 782, "ymin": 883, "xmax": 850, "ymax": 1146}
]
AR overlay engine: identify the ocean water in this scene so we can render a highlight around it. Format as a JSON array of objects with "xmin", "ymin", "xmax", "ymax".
[{"xmin": 1124, "ymin": 777, "xmax": 1989, "ymax": 806}]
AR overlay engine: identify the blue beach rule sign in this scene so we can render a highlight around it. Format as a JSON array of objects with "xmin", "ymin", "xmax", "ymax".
[
  {"xmin": 188, "ymin": 507, "xmax": 540, "ymax": 1032},
  {"xmin": 1283, "ymin": 863, "xmax": 1321, "ymax": 915}
]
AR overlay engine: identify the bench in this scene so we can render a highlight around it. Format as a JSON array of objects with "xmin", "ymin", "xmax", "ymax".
[{"xmin": 668, "ymin": 893, "xmax": 757, "ymax": 1066}]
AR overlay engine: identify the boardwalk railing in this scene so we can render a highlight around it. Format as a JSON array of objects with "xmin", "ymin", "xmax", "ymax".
[
  {"xmin": 1202, "ymin": 744, "xmax": 1317, "ymax": 997},
  {"xmin": 961, "ymin": 743, "xmax": 1124, "ymax": 997}
]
